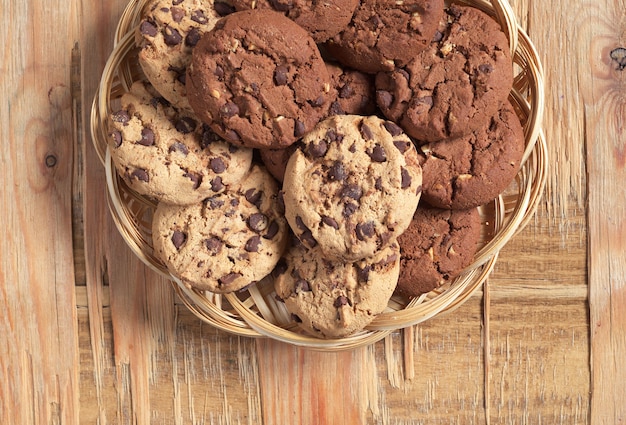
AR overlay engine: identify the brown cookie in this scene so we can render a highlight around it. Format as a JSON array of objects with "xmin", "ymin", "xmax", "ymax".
[
  {"xmin": 397, "ymin": 205, "xmax": 481, "ymax": 297},
  {"xmin": 229, "ymin": 0, "xmax": 359, "ymax": 43},
  {"xmin": 258, "ymin": 143, "xmax": 299, "ymax": 183},
  {"xmin": 186, "ymin": 10, "xmax": 332, "ymax": 149},
  {"xmin": 375, "ymin": 5, "xmax": 513, "ymax": 142},
  {"xmin": 325, "ymin": 62, "xmax": 377, "ymax": 117},
  {"xmin": 325, "ymin": 0, "xmax": 444, "ymax": 73},
  {"xmin": 417, "ymin": 101, "xmax": 525, "ymax": 210}
]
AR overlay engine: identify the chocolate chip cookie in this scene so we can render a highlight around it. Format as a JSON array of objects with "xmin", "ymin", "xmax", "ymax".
[
  {"xmin": 229, "ymin": 0, "xmax": 359, "ymax": 43},
  {"xmin": 282, "ymin": 115, "xmax": 423, "ymax": 262},
  {"xmin": 397, "ymin": 205, "xmax": 481, "ymax": 297},
  {"xmin": 186, "ymin": 10, "xmax": 332, "ymax": 149},
  {"xmin": 152, "ymin": 165, "xmax": 288, "ymax": 293},
  {"xmin": 375, "ymin": 4, "xmax": 513, "ymax": 142},
  {"xmin": 325, "ymin": 0, "xmax": 444, "ymax": 73},
  {"xmin": 108, "ymin": 80, "xmax": 253, "ymax": 205},
  {"xmin": 137, "ymin": 0, "xmax": 222, "ymax": 111},
  {"xmin": 325, "ymin": 62, "xmax": 377, "ymax": 117},
  {"xmin": 417, "ymin": 101, "xmax": 525, "ymax": 210},
  {"xmin": 274, "ymin": 240, "xmax": 401, "ymax": 338}
]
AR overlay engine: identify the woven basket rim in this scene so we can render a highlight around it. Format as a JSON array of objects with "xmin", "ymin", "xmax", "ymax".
[{"xmin": 91, "ymin": 0, "xmax": 547, "ymax": 350}]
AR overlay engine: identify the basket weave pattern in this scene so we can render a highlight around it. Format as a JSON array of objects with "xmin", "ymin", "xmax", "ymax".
[{"xmin": 91, "ymin": 0, "xmax": 546, "ymax": 350}]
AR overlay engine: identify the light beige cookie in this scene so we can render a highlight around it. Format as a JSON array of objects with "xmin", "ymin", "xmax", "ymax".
[
  {"xmin": 282, "ymin": 115, "xmax": 423, "ymax": 262},
  {"xmin": 109, "ymin": 81, "xmax": 253, "ymax": 205},
  {"xmin": 274, "ymin": 240, "xmax": 400, "ymax": 338},
  {"xmin": 152, "ymin": 165, "xmax": 289, "ymax": 293},
  {"xmin": 137, "ymin": 0, "xmax": 222, "ymax": 111}
]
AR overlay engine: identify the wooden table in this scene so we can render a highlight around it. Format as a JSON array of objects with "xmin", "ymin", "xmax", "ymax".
[{"xmin": 2, "ymin": 0, "xmax": 624, "ymax": 423}]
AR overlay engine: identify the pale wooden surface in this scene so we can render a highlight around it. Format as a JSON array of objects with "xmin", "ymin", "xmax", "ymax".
[{"xmin": 1, "ymin": 0, "xmax": 623, "ymax": 423}]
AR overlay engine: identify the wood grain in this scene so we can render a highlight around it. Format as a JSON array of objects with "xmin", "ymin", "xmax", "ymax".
[{"xmin": 0, "ymin": 0, "xmax": 611, "ymax": 423}]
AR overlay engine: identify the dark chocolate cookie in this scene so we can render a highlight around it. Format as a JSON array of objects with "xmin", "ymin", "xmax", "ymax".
[
  {"xmin": 325, "ymin": 62, "xmax": 377, "ymax": 117},
  {"xmin": 417, "ymin": 101, "xmax": 525, "ymax": 210},
  {"xmin": 325, "ymin": 0, "xmax": 444, "ymax": 73},
  {"xmin": 375, "ymin": 4, "xmax": 513, "ymax": 142},
  {"xmin": 186, "ymin": 10, "xmax": 332, "ymax": 149},
  {"xmin": 229, "ymin": 0, "xmax": 359, "ymax": 43},
  {"xmin": 397, "ymin": 205, "xmax": 481, "ymax": 297}
]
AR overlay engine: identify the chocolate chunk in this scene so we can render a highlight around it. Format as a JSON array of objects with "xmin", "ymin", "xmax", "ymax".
[
  {"xmin": 191, "ymin": 10, "xmax": 208, "ymax": 24},
  {"xmin": 295, "ymin": 279, "xmax": 311, "ymax": 292},
  {"xmin": 263, "ymin": 221, "xmax": 279, "ymax": 240},
  {"xmin": 175, "ymin": 116, "xmax": 197, "ymax": 134},
  {"xmin": 223, "ymin": 129, "xmax": 240, "ymax": 142},
  {"xmin": 269, "ymin": 0, "xmax": 293, "ymax": 11},
  {"xmin": 131, "ymin": 168, "xmax": 149, "ymax": 182},
  {"xmin": 368, "ymin": 145, "xmax": 387, "ymax": 162},
  {"xmin": 339, "ymin": 84, "xmax": 354, "ymax": 99},
  {"xmin": 341, "ymin": 184, "xmax": 362, "ymax": 201},
  {"xmin": 245, "ymin": 188, "xmax": 263, "ymax": 207},
  {"xmin": 333, "ymin": 296, "xmax": 350, "ymax": 308},
  {"xmin": 328, "ymin": 161, "xmax": 347, "ymax": 181},
  {"xmin": 322, "ymin": 216, "xmax": 339, "ymax": 229},
  {"xmin": 393, "ymin": 140, "xmax": 411, "ymax": 153},
  {"xmin": 186, "ymin": 27, "xmax": 201, "ymax": 47},
  {"xmin": 294, "ymin": 120, "xmax": 306, "ymax": 138},
  {"xmin": 273, "ymin": 66, "xmax": 289, "ymax": 86},
  {"xmin": 432, "ymin": 30, "xmax": 444, "ymax": 42},
  {"xmin": 401, "ymin": 167, "xmax": 411, "ymax": 189},
  {"xmin": 356, "ymin": 265, "xmax": 371, "ymax": 282},
  {"xmin": 110, "ymin": 130, "xmax": 122, "ymax": 147},
  {"xmin": 163, "ymin": 25, "xmax": 183, "ymax": 46},
  {"xmin": 478, "ymin": 63, "xmax": 494, "ymax": 73},
  {"xmin": 220, "ymin": 102, "xmax": 239, "ymax": 118},
  {"xmin": 343, "ymin": 202, "xmax": 358, "ymax": 217},
  {"xmin": 137, "ymin": 128, "xmax": 155, "ymax": 146},
  {"xmin": 214, "ymin": 1, "xmax": 235, "ymax": 16},
  {"xmin": 218, "ymin": 273, "xmax": 242, "ymax": 286},
  {"xmin": 375, "ymin": 177, "xmax": 383, "ymax": 190},
  {"xmin": 171, "ymin": 230, "xmax": 187, "ymax": 249},
  {"xmin": 376, "ymin": 90, "xmax": 393, "ymax": 109},
  {"xmin": 356, "ymin": 221, "xmax": 375, "ymax": 241},
  {"xmin": 169, "ymin": 142, "xmax": 189, "ymax": 155},
  {"xmin": 214, "ymin": 65, "xmax": 225, "ymax": 79},
  {"xmin": 205, "ymin": 196, "xmax": 224, "ymax": 209},
  {"xmin": 204, "ymin": 236, "xmax": 223, "ymax": 254},
  {"xmin": 326, "ymin": 129, "xmax": 343, "ymax": 143},
  {"xmin": 368, "ymin": 14, "xmax": 383, "ymax": 29},
  {"xmin": 272, "ymin": 259, "xmax": 288, "ymax": 278},
  {"xmin": 210, "ymin": 157, "xmax": 226, "ymax": 173},
  {"xmin": 140, "ymin": 20, "xmax": 158, "ymax": 37},
  {"xmin": 210, "ymin": 176, "xmax": 224, "ymax": 192},
  {"xmin": 245, "ymin": 236, "xmax": 261, "ymax": 252},
  {"xmin": 295, "ymin": 216, "xmax": 317, "ymax": 247},
  {"xmin": 184, "ymin": 171, "xmax": 202, "ymax": 189},
  {"xmin": 310, "ymin": 95, "xmax": 326, "ymax": 107},
  {"xmin": 383, "ymin": 121, "xmax": 403, "ymax": 136},
  {"xmin": 248, "ymin": 213, "xmax": 269, "ymax": 232},
  {"xmin": 329, "ymin": 101, "xmax": 344, "ymax": 116},
  {"xmin": 170, "ymin": 6, "xmax": 184, "ymax": 22},
  {"xmin": 359, "ymin": 122, "xmax": 374, "ymax": 140},
  {"xmin": 112, "ymin": 110, "xmax": 130, "ymax": 124},
  {"xmin": 307, "ymin": 140, "xmax": 328, "ymax": 158}
]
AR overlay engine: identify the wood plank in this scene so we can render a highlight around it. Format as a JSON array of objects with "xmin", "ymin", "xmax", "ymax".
[
  {"xmin": 573, "ymin": 0, "xmax": 626, "ymax": 423},
  {"xmin": 0, "ymin": 1, "xmax": 82, "ymax": 424}
]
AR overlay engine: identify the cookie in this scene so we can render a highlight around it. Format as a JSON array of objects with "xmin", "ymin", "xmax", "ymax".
[
  {"xmin": 282, "ymin": 115, "xmax": 423, "ymax": 262},
  {"xmin": 137, "ymin": 0, "xmax": 222, "ymax": 111},
  {"xmin": 229, "ymin": 0, "xmax": 359, "ymax": 43},
  {"xmin": 397, "ymin": 205, "xmax": 481, "ymax": 297},
  {"xmin": 325, "ymin": 62, "xmax": 377, "ymax": 117},
  {"xmin": 324, "ymin": 0, "xmax": 444, "ymax": 73},
  {"xmin": 417, "ymin": 101, "xmax": 525, "ymax": 210},
  {"xmin": 375, "ymin": 4, "xmax": 513, "ymax": 142},
  {"xmin": 258, "ymin": 143, "xmax": 299, "ymax": 183},
  {"xmin": 274, "ymin": 240, "xmax": 401, "ymax": 338},
  {"xmin": 152, "ymin": 165, "xmax": 288, "ymax": 293},
  {"xmin": 108, "ymin": 80, "xmax": 253, "ymax": 205},
  {"xmin": 186, "ymin": 10, "xmax": 332, "ymax": 149}
]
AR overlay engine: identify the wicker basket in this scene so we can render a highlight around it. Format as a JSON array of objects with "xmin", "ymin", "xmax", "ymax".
[{"xmin": 91, "ymin": 0, "xmax": 546, "ymax": 350}]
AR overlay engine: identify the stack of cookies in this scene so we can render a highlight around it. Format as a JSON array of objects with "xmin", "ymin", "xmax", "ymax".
[{"xmin": 107, "ymin": 0, "xmax": 524, "ymax": 338}]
